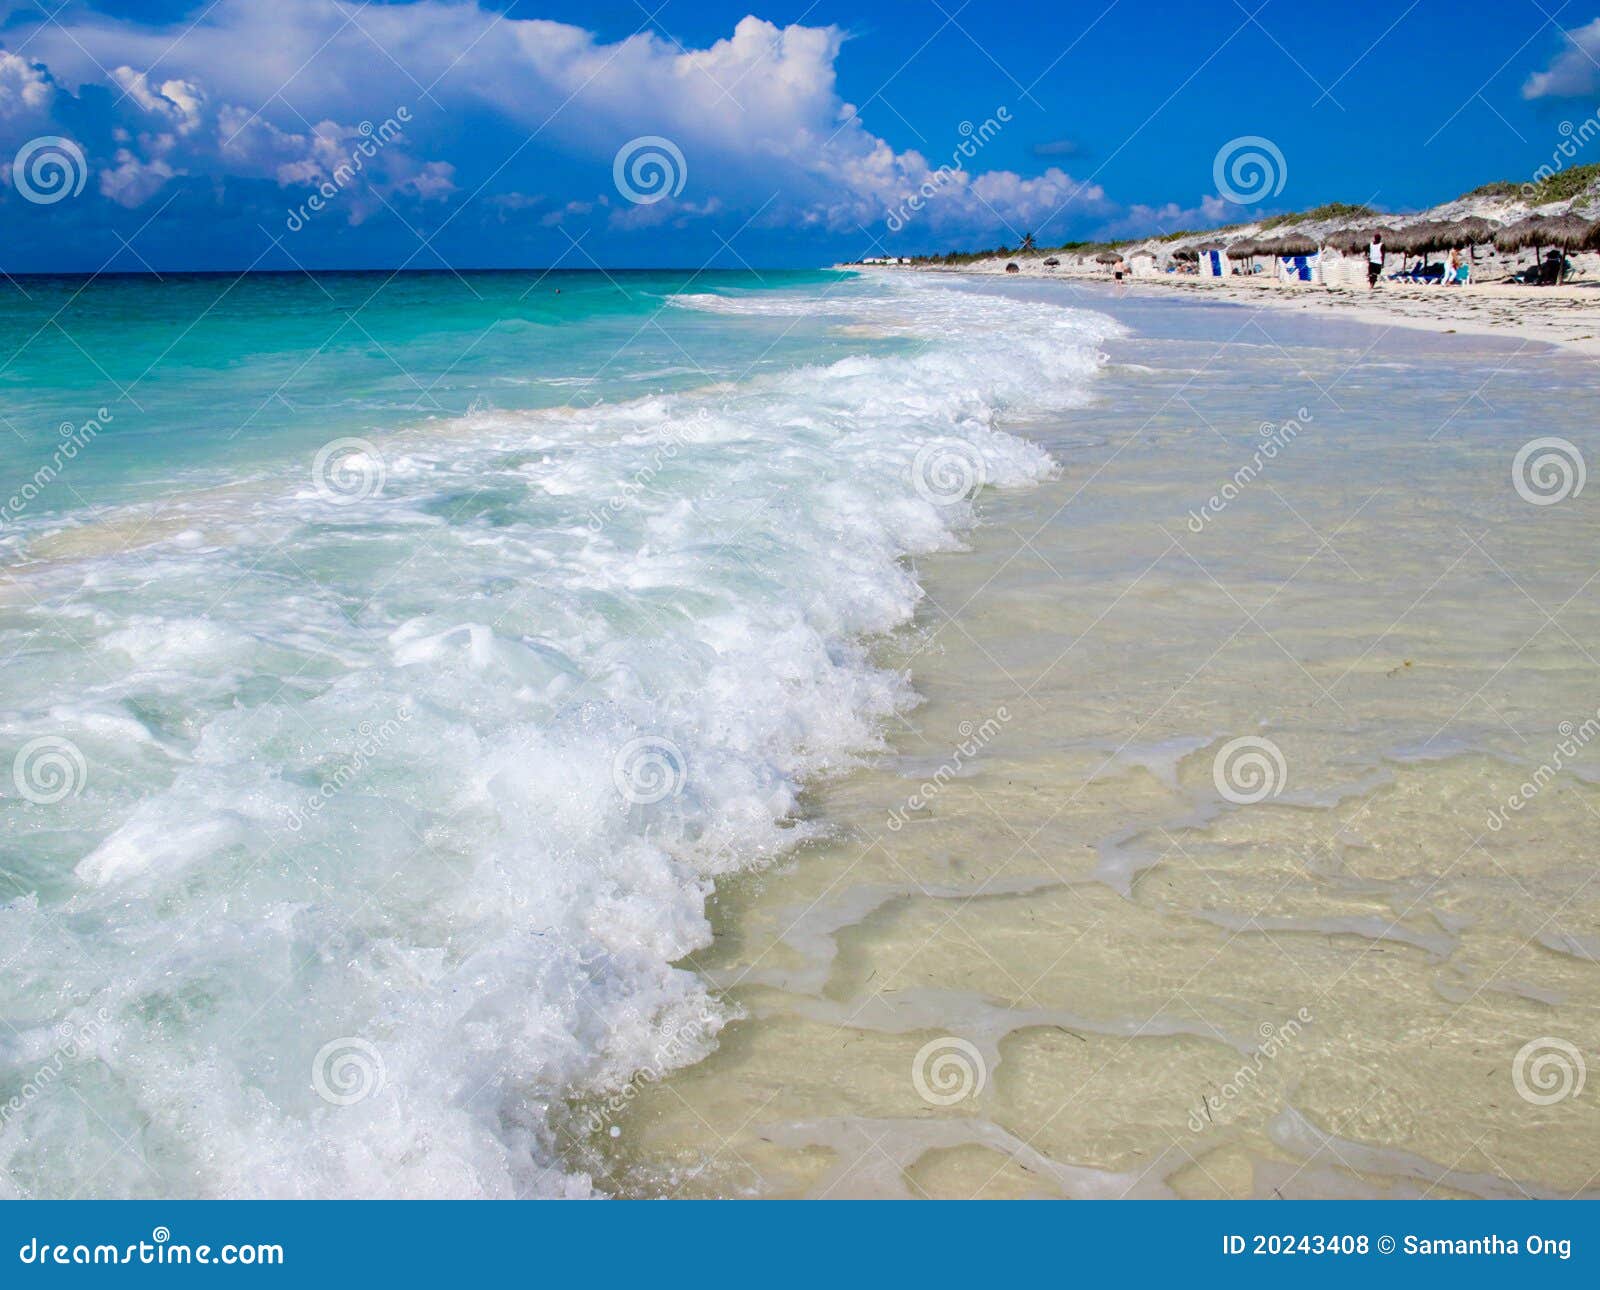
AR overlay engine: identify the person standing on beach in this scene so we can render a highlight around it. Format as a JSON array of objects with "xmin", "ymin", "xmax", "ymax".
[{"xmin": 1367, "ymin": 234, "xmax": 1384, "ymax": 288}]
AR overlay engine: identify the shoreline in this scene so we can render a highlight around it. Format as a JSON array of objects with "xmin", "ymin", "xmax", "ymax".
[
  {"xmin": 873, "ymin": 263, "xmax": 1600, "ymax": 355},
  {"xmin": 614, "ymin": 274, "xmax": 1600, "ymax": 1200}
]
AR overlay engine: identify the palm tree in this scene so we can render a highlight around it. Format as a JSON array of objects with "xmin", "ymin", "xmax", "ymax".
[{"xmin": 1020, "ymin": 232, "xmax": 1036, "ymax": 253}]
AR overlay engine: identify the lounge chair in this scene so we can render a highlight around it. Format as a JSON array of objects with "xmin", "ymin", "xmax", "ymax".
[{"xmin": 1512, "ymin": 255, "xmax": 1570, "ymax": 285}]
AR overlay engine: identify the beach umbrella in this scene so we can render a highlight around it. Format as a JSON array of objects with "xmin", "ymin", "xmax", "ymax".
[
  {"xmin": 1262, "ymin": 232, "xmax": 1318, "ymax": 256},
  {"xmin": 1170, "ymin": 247, "xmax": 1199, "ymax": 261},
  {"xmin": 1391, "ymin": 220, "xmax": 1458, "ymax": 256},
  {"xmin": 1493, "ymin": 216, "xmax": 1559, "ymax": 252},
  {"xmin": 1325, "ymin": 225, "xmax": 1395, "ymax": 255},
  {"xmin": 1448, "ymin": 216, "xmax": 1502, "ymax": 261},
  {"xmin": 1494, "ymin": 215, "xmax": 1591, "ymax": 283},
  {"xmin": 1225, "ymin": 238, "xmax": 1257, "ymax": 259},
  {"xmin": 1535, "ymin": 214, "xmax": 1594, "ymax": 249},
  {"xmin": 1322, "ymin": 227, "xmax": 1369, "ymax": 254},
  {"xmin": 1537, "ymin": 215, "xmax": 1594, "ymax": 282},
  {"xmin": 1449, "ymin": 216, "xmax": 1500, "ymax": 246},
  {"xmin": 1094, "ymin": 250, "xmax": 1121, "ymax": 264}
]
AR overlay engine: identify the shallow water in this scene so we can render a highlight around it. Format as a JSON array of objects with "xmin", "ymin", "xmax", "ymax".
[{"xmin": 600, "ymin": 277, "xmax": 1600, "ymax": 1199}]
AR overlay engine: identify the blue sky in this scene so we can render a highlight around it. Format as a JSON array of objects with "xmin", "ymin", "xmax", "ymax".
[{"xmin": 0, "ymin": 0, "xmax": 1597, "ymax": 270}]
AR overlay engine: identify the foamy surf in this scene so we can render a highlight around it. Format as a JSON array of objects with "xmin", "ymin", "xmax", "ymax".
[{"xmin": 0, "ymin": 274, "xmax": 1119, "ymax": 1198}]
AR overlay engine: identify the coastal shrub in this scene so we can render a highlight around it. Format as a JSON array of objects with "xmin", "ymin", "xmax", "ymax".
[
  {"xmin": 1532, "ymin": 162, "xmax": 1600, "ymax": 204},
  {"xmin": 1259, "ymin": 202, "xmax": 1373, "ymax": 229},
  {"xmin": 1461, "ymin": 165, "xmax": 1600, "ymax": 204}
]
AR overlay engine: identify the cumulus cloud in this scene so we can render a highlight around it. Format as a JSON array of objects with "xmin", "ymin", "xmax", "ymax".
[
  {"xmin": 1100, "ymin": 194, "xmax": 1233, "ymax": 239},
  {"xmin": 1523, "ymin": 19, "xmax": 1600, "ymax": 98},
  {"xmin": 0, "ymin": 0, "xmax": 1118, "ymax": 255},
  {"xmin": 0, "ymin": 51, "xmax": 54, "ymax": 119}
]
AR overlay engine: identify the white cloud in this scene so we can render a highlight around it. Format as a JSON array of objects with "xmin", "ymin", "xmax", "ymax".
[
  {"xmin": 1523, "ymin": 19, "xmax": 1600, "ymax": 98},
  {"xmin": 99, "ymin": 148, "xmax": 178, "ymax": 207},
  {"xmin": 0, "ymin": 51, "xmax": 54, "ymax": 119},
  {"xmin": 0, "ymin": 0, "xmax": 1113, "ymax": 240},
  {"xmin": 1101, "ymin": 194, "xmax": 1233, "ymax": 239}
]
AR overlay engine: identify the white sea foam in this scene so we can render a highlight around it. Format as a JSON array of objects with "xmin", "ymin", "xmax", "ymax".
[{"xmin": 0, "ymin": 277, "xmax": 1119, "ymax": 1197}]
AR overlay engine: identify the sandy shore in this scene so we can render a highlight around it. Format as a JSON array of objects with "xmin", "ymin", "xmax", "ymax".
[{"xmin": 898, "ymin": 263, "xmax": 1600, "ymax": 356}]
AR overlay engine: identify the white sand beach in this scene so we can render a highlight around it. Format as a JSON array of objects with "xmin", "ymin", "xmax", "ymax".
[{"xmin": 902, "ymin": 260, "xmax": 1600, "ymax": 356}]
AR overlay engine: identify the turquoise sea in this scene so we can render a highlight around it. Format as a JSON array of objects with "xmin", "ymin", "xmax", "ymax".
[{"xmin": 0, "ymin": 268, "xmax": 1117, "ymax": 1196}]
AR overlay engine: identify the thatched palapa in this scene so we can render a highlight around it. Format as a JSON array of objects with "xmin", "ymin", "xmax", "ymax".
[
  {"xmin": 1324, "ymin": 225, "xmax": 1396, "ymax": 254},
  {"xmin": 1258, "ymin": 233, "xmax": 1318, "ymax": 256},
  {"xmin": 1448, "ymin": 216, "xmax": 1501, "ymax": 247},
  {"xmin": 1493, "ymin": 214, "xmax": 1593, "ymax": 252}
]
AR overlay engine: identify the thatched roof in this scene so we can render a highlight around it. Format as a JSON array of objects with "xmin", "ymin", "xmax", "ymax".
[
  {"xmin": 1259, "ymin": 233, "xmax": 1318, "ymax": 256},
  {"xmin": 1225, "ymin": 239, "xmax": 1258, "ymax": 259},
  {"xmin": 1494, "ymin": 214, "xmax": 1595, "ymax": 252},
  {"xmin": 1324, "ymin": 225, "xmax": 1396, "ymax": 254},
  {"xmin": 1390, "ymin": 220, "xmax": 1458, "ymax": 254},
  {"xmin": 1448, "ymin": 216, "xmax": 1501, "ymax": 246},
  {"xmin": 1537, "ymin": 214, "xmax": 1594, "ymax": 249},
  {"xmin": 1094, "ymin": 250, "xmax": 1122, "ymax": 264},
  {"xmin": 1170, "ymin": 247, "xmax": 1199, "ymax": 261}
]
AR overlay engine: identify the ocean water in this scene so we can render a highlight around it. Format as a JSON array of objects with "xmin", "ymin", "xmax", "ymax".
[
  {"xmin": 0, "ymin": 270, "xmax": 1119, "ymax": 1197},
  {"xmin": 599, "ymin": 278, "xmax": 1600, "ymax": 1199}
]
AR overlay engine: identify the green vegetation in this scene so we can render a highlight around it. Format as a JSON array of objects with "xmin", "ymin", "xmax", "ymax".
[
  {"xmin": 1259, "ymin": 202, "xmax": 1373, "ymax": 229},
  {"xmin": 1459, "ymin": 163, "xmax": 1600, "ymax": 205},
  {"xmin": 1459, "ymin": 179, "xmax": 1519, "ymax": 200},
  {"xmin": 1532, "ymin": 162, "xmax": 1600, "ymax": 204}
]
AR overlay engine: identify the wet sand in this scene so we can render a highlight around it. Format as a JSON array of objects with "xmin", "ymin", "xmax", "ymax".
[{"xmin": 573, "ymin": 279, "xmax": 1600, "ymax": 1199}]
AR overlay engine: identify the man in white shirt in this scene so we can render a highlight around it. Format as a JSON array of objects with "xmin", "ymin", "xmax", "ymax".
[{"xmin": 1367, "ymin": 234, "xmax": 1384, "ymax": 288}]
